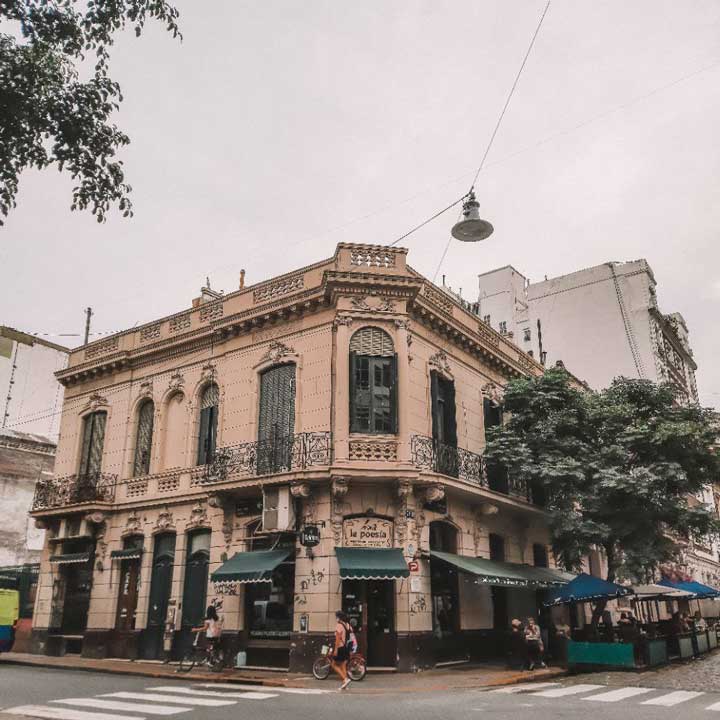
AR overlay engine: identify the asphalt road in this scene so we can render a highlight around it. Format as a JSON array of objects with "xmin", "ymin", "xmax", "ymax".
[{"xmin": 2, "ymin": 665, "xmax": 720, "ymax": 720}]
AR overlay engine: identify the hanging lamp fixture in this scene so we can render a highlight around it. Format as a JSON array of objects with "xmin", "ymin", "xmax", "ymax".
[{"xmin": 451, "ymin": 190, "xmax": 494, "ymax": 242}]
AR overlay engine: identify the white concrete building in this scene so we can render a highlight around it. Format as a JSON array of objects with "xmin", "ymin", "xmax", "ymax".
[{"xmin": 476, "ymin": 261, "xmax": 717, "ymax": 591}]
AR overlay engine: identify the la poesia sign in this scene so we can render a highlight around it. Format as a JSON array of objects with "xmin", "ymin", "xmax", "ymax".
[{"xmin": 343, "ymin": 517, "xmax": 393, "ymax": 548}]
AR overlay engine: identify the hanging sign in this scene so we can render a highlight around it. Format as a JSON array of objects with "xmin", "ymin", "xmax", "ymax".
[
  {"xmin": 300, "ymin": 525, "xmax": 321, "ymax": 547},
  {"xmin": 408, "ymin": 560, "xmax": 419, "ymax": 573},
  {"xmin": 343, "ymin": 517, "xmax": 394, "ymax": 548}
]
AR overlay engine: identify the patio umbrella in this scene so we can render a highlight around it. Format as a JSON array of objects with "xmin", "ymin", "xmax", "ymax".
[{"xmin": 544, "ymin": 573, "xmax": 634, "ymax": 606}]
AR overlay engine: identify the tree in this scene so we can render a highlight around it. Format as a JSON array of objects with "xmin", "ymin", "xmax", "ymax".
[
  {"xmin": 0, "ymin": 0, "xmax": 180, "ymax": 226},
  {"xmin": 485, "ymin": 369, "xmax": 720, "ymax": 586}
]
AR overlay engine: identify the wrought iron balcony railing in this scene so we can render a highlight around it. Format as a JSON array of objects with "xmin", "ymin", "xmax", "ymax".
[
  {"xmin": 200, "ymin": 432, "xmax": 332, "ymax": 484},
  {"xmin": 410, "ymin": 435, "xmax": 538, "ymax": 504},
  {"xmin": 32, "ymin": 472, "xmax": 118, "ymax": 511}
]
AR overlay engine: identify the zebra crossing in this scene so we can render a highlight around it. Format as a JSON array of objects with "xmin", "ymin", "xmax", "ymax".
[
  {"xmin": 2, "ymin": 682, "xmax": 331, "ymax": 720},
  {"xmin": 490, "ymin": 682, "xmax": 720, "ymax": 711}
]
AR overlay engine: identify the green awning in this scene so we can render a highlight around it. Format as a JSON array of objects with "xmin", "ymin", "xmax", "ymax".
[
  {"xmin": 49, "ymin": 552, "xmax": 93, "ymax": 565},
  {"xmin": 335, "ymin": 547, "xmax": 410, "ymax": 580},
  {"xmin": 110, "ymin": 548, "xmax": 144, "ymax": 561},
  {"xmin": 430, "ymin": 551, "xmax": 572, "ymax": 588},
  {"xmin": 211, "ymin": 549, "xmax": 292, "ymax": 586}
]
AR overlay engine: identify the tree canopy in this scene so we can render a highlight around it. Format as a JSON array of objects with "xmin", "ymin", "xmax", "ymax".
[
  {"xmin": 0, "ymin": 0, "xmax": 180, "ymax": 226},
  {"xmin": 485, "ymin": 369, "xmax": 720, "ymax": 583}
]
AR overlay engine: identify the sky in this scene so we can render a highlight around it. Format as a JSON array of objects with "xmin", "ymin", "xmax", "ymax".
[{"xmin": 2, "ymin": 0, "xmax": 720, "ymax": 407}]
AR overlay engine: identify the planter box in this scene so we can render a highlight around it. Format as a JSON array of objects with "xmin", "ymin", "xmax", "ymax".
[{"xmin": 567, "ymin": 640, "xmax": 635, "ymax": 669}]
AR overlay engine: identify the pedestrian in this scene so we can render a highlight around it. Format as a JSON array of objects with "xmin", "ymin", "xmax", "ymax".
[
  {"xmin": 694, "ymin": 611, "xmax": 707, "ymax": 632},
  {"xmin": 509, "ymin": 618, "xmax": 526, "ymax": 669},
  {"xmin": 330, "ymin": 610, "xmax": 352, "ymax": 691},
  {"xmin": 524, "ymin": 617, "xmax": 546, "ymax": 670}
]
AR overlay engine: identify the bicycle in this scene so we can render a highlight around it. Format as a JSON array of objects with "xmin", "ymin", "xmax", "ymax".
[
  {"xmin": 312, "ymin": 644, "xmax": 367, "ymax": 681},
  {"xmin": 178, "ymin": 631, "xmax": 224, "ymax": 673}
]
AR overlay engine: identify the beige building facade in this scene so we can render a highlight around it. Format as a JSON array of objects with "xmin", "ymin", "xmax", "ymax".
[{"xmin": 29, "ymin": 243, "xmax": 564, "ymax": 671}]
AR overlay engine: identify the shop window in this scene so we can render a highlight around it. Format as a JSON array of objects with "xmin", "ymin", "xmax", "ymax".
[
  {"xmin": 197, "ymin": 384, "xmax": 219, "ymax": 466},
  {"xmin": 429, "ymin": 521, "xmax": 459, "ymax": 637},
  {"xmin": 133, "ymin": 400, "xmax": 154, "ymax": 477},
  {"xmin": 489, "ymin": 533, "xmax": 505, "ymax": 562},
  {"xmin": 532, "ymin": 543, "xmax": 548, "ymax": 568},
  {"xmin": 257, "ymin": 364, "xmax": 296, "ymax": 474},
  {"xmin": 349, "ymin": 327, "xmax": 397, "ymax": 434},
  {"xmin": 79, "ymin": 411, "xmax": 107, "ymax": 476}
]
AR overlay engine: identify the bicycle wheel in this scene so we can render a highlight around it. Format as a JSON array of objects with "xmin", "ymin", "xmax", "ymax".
[
  {"xmin": 312, "ymin": 655, "xmax": 331, "ymax": 680},
  {"xmin": 178, "ymin": 649, "xmax": 197, "ymax": 673},
  {"xmin": 209, "ymin": 648, "xmax": 225, "ymax": 672},
  {"xmin": 347, "ymin": 656, "xmax": 366, "ymax": 681}
]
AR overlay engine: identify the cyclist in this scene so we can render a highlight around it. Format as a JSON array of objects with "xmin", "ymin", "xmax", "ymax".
[{"xmin": 193, "ymin": 605, "xmax": 223, "ymax": 660}]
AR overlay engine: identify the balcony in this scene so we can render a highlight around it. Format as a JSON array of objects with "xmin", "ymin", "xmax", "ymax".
[
  {"xmin": 199, "ymin": 432, "xmax": 333, "ymax": 485},
  {"xmin": 410, "ymin": 435, "xmax": 540, "ymax": 505},
  {"xmin": 32, "ymin": 472, "xmax": 118, "ymax": 512}
]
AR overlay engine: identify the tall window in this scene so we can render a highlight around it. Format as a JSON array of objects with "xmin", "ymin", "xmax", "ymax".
[
  {"xmin": 533, "ymin": 543, "xmax": 548, "ymax": 568},
  {"xmin": 349, "ymin": 327, "xmax": 397, "ymax": 434},
  {"xmin": 430, "ymin": 371, "xmax": 457, "ymax": 477},
  {"xmin": 79, "ymin": 411, "xmax": 107, "ymax": 476},
  {"xmin": 133, "ymin": 400, "xmax": 154, "ymax": 477},
  {"xmin": 489, "ymin": 533, "xmax": 505, "ymax": 562},
  {"xmin": 258, "ymin": 364, "xmax": 296, "ymax": 474},
  {"xmin": 484, "ymin": 399, "xmax": 507, "ymax": 493},
  {"xmin": 197, "ymin": 384, "xmax": 219, "ymax": 466}
]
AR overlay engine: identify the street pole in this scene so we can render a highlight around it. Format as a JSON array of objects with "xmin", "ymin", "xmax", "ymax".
[{"xmin": 84, "ymin": 307, "xmax": 93, "ymax": 345}]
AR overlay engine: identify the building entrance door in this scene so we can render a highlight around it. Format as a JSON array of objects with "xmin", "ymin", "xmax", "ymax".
[
  {"xmin": 59, "ymin": 561, "xmax": 92, "ymax": 637},
  {"xmin": 343, "ymin": 580, "xmax": 396, "ymax": 668},
  {"xmin": 140, "ymin": 534, "xmax": 175, "ymax": 659},
  {"xmin": 115, "ymin": 560, "xmax": 140, "ymax": 632}
]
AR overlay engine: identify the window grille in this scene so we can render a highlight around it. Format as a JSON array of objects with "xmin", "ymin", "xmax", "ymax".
[
  {"xmin": 133, "ymin": 400, "xmax": 154, "ymax": 477},
  {"xmin": 349, "ymin": 327, "xmax": 394, "ymax": 357},
  {"xmin": 257, "ymin": 364, "xmax": 296, "ymax": 473},
  {"xmin": 79, "ymin": 411, "xmax": 107, "ymax": 476},
  {"xmin": 197, "ymin": 384, "xmax": 219, "ymax": 465}
]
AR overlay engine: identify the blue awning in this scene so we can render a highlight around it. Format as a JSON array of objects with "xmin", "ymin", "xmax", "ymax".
[
  {"xmin": 659, "ymin": 578, "xmax": 720, "ymax": 600},
  {"xmin": 544, "ymin": 573, "xmax": 633, "ymax": 606}
]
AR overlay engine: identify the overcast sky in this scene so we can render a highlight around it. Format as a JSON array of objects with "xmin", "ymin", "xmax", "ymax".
[{"xmin": 2, "ymin": 0, "xmax": 719, "ymax": 406}]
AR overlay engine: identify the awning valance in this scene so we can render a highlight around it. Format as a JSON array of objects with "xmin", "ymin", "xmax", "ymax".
[
  {"xmin": 211, "ymin": 549, "xmax": 292, "ymax": 587},
  {"xmin": 336, "ymin": 547, "xmax": 410, "ymax": 580},
  {"xmin": 110, "ymin": 548, "xmax": 143, "ymax": 561},
  {"xmin": 430, "ymin": 551, "xmax": 572, "ymax": 588},
  {"xmin": 544, "ymin": 573, "xmax": 634, "ymax": 606},
  {"xmin": 49, "ymin": 552, "xmax": 93, "ymax": 565},
  {"xmin": 659, "ymin": 578, "xmax": 720, "ymax": 600}
]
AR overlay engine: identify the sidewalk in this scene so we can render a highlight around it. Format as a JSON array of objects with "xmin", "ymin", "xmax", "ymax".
[{"xmin": 0, "ymin": 652, "xmax": 566, "ymax": 694}]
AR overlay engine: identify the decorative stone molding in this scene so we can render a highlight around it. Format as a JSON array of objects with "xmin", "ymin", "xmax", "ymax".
[
  {"xmin": 349, "ymin": 439, "xmax": 398, "ymax": 462},
  {"xmin": 168, "ymin": 371, "xmax": 185, "ymax": 392},
  {"xmin": 394, "ymin": 318, "xmax": 410, "ymax": 331},
  {"xmin": 187, "ymin": 502, "xmax": 209, "ymax": 530},
  {"xmin": 85, "ymin": 336, "xmax": 119, "ymax": 360},
  {"xmin": 221, "ymin": 517, "xmax": 234, "ymax": 549},
  {"xmin": 140, "ymin": 324, "xmax": 161, "ymax": 342},
  {"xmin": 331, "ymin": 477, "xmax": 349, "ymax": 498},
  {"xmin": 169, "ymin": 313, "xmax": 191, "ymax": 333},
  {"xmin": 476, "ymin": 502, "xmax": 499, "ymax": 516},
  {"xmin": 482, "ymin": 381, "xmax": 505, "ymax": 407},
  {"xmin": 199, "ymin": 301, "xmax": 223, "ymax": 322},
  {"xmin": 138, "ymin": 380, "xmax": 153, "ymax": 398},
  {"xmin": 84, "ymin": 392, "xmax": 108, "ymax": 412},
  {"xmin": 158, "ymin": 476, "xmax": 180, "ymax": 493},
  {"xmin": 331, "ymin": 477, "xmax": 350, "ymax": 544},
  {"xmin": 85, "ymin": 511, "xmax": 107, "ymax": 525},
  {"xmin": 207, "ymin": 494, "xmax": 223, "ymax": 509},
  {"xmin": 428, "ymin": 350, "xmax": 452, "ymax": 379},
  {"xmin": 333, "ymin": 314, "xmax": 354, "ymax": 329},
  {"xmin": 350, "ymin": 294, "xmax": 397, "ymax": 313},
  {"xmin": 290, "ymin": 482, "xmax": 311, "ymax": 499},
  {"xmin": 123, "ymin": 512, "xmax": 142, "ymax": 537},
  {"xmin": 477, "ymin": 322, "xmax": 501, "ymax": 348},
  {"xmin": 424, "ymin": 484, "xmax": 445, "ymax": 504},
  {"xmin": 350, "ymin": 296, "xmax": 371, "ymax": 311},
  {"xmin": 397, "ymin": 479, "xmax": 412, "ymax": 499},
  {"xmin": 350, "ymin": 247, "xmax": 395, "ymax": 268},
  {"xmin": 200, "ymin": 362, "xmax": 217, "ymax": 383},
  {"xmin": 422, "ymin": 285, "xmax": 454, "ymax": 314},
  {"xmin": 154, "ymin": 510, "xmax": 175, "ymax": 533},
  {"xmin": 260, "ymin": 340, "xmax": 295, "ymax": 365},
  {"xmin": 253, "ymin": 273, "xmax": 304, "ymax": 304}
]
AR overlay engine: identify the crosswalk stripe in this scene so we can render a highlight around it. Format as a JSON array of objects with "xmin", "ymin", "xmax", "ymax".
[
  {"xmin": 641, "ymin": 690, "xmax": 705, "ymax": 706},
  {"xmin": 4, "ymin": 705, "xmax": 146, "ymax": 720},
  {"xmin": 52, "ymin": 699, "xmax": 191, "ymax": 715},
  {"xmin": 491, "ymin": 683, "xmax": 561, "ymax": 694},
  {"xmin": 148, "ymin": 687, "xmax": 277, "ymax": 700},
  {"xmin": 99, "ymin": 693, "xmax": 235, "ymax": 707},
  {"xmin": 531, "ymin": 684, "xmax": 605, "ymax": 698},
  {"xmin": 196, "ymin": 683, "xmax": 330, "ymax": 695},
  {"xmin": 584, "ymin": 687, "xmax": 654, "ymax": 703},
  {"xmin": 706, "ymin": 700, "xmax": 720, "ymax": 711}
]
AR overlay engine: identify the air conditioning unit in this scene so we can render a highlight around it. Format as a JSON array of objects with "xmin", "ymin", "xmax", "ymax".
[
  {"xmin": 262, "ymin": 486, "xmax": 295, "ymax": 532},
  {"xmin": 56, "ymin": 517, "xmax": 91, "ymax": 540}
]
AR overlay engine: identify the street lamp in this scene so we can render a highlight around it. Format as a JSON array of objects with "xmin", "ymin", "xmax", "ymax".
[{"xmin": 451, "ymin": 190, "xmax": 494, "ymax": 242}]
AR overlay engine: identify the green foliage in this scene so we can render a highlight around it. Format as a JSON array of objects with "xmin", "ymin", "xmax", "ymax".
[
  {"xmin": 0, "ymin": 0, "xmax": 180, "ymax": 225},
  {"xmin": 485, "ymin": 369, "xmax": 720, "ymax": 583}
]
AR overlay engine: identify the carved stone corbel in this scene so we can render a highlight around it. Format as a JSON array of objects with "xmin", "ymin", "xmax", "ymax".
[
  {"xmin": 331, "ymin": 477, "xmax": 349, "ymax": 498},
  {"xmin": 428, "ymin": 351, "xmax": 452, "ymax": 379},
  {"xmin": 424, "ymin": 484, "xmax": 445, "ymax": 504},
  {"xmin": 291, "ymin": 482, "xmax": 311, "ymax": 499}
]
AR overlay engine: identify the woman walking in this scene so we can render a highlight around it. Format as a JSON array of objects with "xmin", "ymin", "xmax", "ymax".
[
  {"xmin": 330, "ymin": 611, "xmax": 352, "ymax": 691},
  {"xmin": 524, "ymin": 616, "xmax": 546, "ymax": 670}
]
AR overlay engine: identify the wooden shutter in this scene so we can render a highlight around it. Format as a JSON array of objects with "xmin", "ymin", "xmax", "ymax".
[
  {"xmin": 389, "ymin": 353, "xmax": 398, "ymax": 434},
  {"xmin": 444, "ymin": 378, "xmax": 457, "ymax": 448},
  {"xmin": 258, "ymin": 364, "xmax": 296, "ymax": 473},
  {"xmin": 80, "ymin": 411, "xmax": 107, "ymax": 476},
  {"xmin": 349, "ymin": 352, "xmax": 358, "ymax": 433},
  {"xmin": 197, "ymin": 385, "xmax": 219, "ymax": 465},
  {"xmin": 430, "ymin": 371, "xmax": 440, "ymax": 441},
  {"xmin": 133, "ymin": 401, "xmax": 154, "ymax": 476},
  {"xmin": 197, "ymin": 406, "xmax": 212, "ymax": 465}
]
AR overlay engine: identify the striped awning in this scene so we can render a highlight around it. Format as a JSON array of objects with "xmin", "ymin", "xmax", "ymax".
[
  {"xmin": 49, "ymin": 552, "xmax": 93, "ymax": 565},
  {"xmin": 335, "ymin": 547, "xmax": 410, "ymax": 580},
  {"xmin": 211, "ymin": 549, "xmax": 292, "ymax": 590},
  {"xmin": 110, "ymin": 548, "xmax": 143, "ymax": 561}
]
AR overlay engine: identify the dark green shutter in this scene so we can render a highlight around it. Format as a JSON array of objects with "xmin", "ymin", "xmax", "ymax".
[
  {"xmin": 430, "ymin": 371, "xmax": 440, "ymax": 441},
  {"xmin": 349, "ymin": 351, "xmax": 358, "ymax": 433},
  {"xmin": 390, "ymin": 353, "xmax": 398, "ymax": 434},
  {"xmin": 197, "ymin": 406, "xmax": 212, "ymax": 465},
  {"xmin": 444, "ymin": 378, "xmax": 457, "ymax": 447}
]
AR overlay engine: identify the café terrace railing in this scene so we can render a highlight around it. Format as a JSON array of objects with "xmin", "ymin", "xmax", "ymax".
[
  {"xmin": 32, "ymin": 472, "xmax": 118, "ymax": 512},
  {"xmin": 199, "ymin": 431, "xmax": 333, "ymax": 484},
  {"xmin": 410, "ymin": 434, "xmax": 538, "ymax": 504}
]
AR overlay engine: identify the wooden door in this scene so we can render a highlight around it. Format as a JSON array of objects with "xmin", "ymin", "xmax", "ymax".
[
  {"xmin": 141, "ymin": 534, "xmax": 175, "ymax": 659},
  {"xmin": 366, "ymin": 580, "xmax": 396, "ymax": 667},
  {"xmin": 115, "ymin": 560, "xmax": 140, "ymax": 632}
]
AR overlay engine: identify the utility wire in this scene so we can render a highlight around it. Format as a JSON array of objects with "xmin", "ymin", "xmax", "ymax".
[{"xmin": 389, "ymin": 195, "xmax": 467, "ymax": 247}]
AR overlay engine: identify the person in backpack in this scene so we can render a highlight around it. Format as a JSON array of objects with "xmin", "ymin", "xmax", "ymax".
[{"xmin": 330, "ymin": 610, "xmax": 352, "ymax": 690}]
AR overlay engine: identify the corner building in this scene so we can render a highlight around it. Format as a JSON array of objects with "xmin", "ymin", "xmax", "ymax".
[{"xmin": 29, "ymin": 243, "xmax": 565, "ymax": 671}]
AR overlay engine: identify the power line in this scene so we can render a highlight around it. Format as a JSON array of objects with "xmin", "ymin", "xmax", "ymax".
[{"xmin": 389, "ymin": 195, "xmax": 467, "ymax": 248}]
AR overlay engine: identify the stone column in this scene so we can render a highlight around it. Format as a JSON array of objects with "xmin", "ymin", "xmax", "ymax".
[
  {"xmin": 333, "ymin": 315, "xmax": 353, "ymax": 462},
  {"xmin": 394, "ymin": 318, "xmax": 411, "ymax": 463}
]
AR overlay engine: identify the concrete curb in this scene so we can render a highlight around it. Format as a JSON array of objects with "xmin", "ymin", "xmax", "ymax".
[{"xmin": 0, "ymin": 654, "xmax": 569, "ymax": 693}]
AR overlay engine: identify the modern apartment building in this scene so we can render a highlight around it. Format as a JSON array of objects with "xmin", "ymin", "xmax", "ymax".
[{"xmin": 28, "ymin": 243, "xmax": 569, "ymax": 671}]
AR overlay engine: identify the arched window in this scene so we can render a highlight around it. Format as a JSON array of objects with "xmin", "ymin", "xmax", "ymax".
[
  {"xmin": 197, "ymin": 384, "xmax": 219, "ymax": 466},
  {"xmin": 79, "ymin": 411, "xmax": 107, "ymax": 476},
  {"xmin": 349, "ymin": 327, "xmax": 397, "ymax": 434},
  {"xmin": 133, "ymin": 400, "xmax": 154, "ymax": 477}
]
